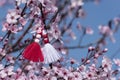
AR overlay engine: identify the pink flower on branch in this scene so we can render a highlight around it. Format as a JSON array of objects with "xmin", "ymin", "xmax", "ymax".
[
  {"xmin": 102, "ymin": 56, "xmax": 112, "ymax": 72},
  {"xmin": 86, "ymin": 27, "xmax": 94, "ymax": 35},
  {"xmin": 6, "ymin": 10, "xmax": 20, "ymax": 24},
  {"xmin": 113, "ymin": 59, "xmax": 120, "ymax": 66},
  {"xmin": 99, "ymin": 25, "xmax": 116, "ymax": 43},
  {"xmin": 16, "ymin": 0, "xmax": 27, "ymax": 6},
  {"xmin": 71, "ymin": 0, "xmax": 84, "ymax": 8}
]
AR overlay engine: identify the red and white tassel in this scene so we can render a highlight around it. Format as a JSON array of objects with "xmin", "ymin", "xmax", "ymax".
[
  {"xmin": 22, "ymin": 29, "xmax": 44, "ymax": 62},
  {"xmin": 42, "ymin": 30, "xmax": 61, "ymax": 64}
]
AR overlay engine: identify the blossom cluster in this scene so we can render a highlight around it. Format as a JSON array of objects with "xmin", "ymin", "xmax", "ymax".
[
  {"xmin": 0, "ymin": 0, "xmax": 120, "ymax": 80},
  {"xmin": 0, "ymin": 54, "xmax": 120, "ymax": 80}
]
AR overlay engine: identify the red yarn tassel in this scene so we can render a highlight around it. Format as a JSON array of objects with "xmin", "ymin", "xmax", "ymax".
[{"xmin": 22, "ymin": 42, "xmax": 44, "ymax": 62}]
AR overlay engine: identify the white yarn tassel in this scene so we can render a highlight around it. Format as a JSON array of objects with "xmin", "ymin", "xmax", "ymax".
[{"xmin": 42, "ymin": 43, "xmax": 61, "ymax": 64}]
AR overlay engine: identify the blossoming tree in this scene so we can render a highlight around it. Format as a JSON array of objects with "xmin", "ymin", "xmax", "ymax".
[{"xmin": 0, "ymin": 0, "xmax": 120, "ymax": 80}]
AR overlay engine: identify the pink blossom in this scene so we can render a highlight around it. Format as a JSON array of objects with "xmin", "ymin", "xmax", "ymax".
[
  {"xmin": 2, "ymin": 22, "xmax": 18, "ymax": 33},
  {"xmin": 9, "ymin": 25, "xmax": 18, "ymax": 33},
  {"xmin": 16, "ymin": 68, "xmax": 22, "ymax": 74},
  {"xmin": 0, "ymin": 66, "xmax": 14, "ymax": 78},
  {"xmin": 61, "ymin": 48, "xmax": 68, "ymax": 54},
  {"xmin": 99, "ymin": 25, "xmax": 115, "ymax": 43},
  {"xmin": 94, "ymin": 0, "xmax": 101, "ymax": 4},
  {"xmin": 70, "ymin": 58, "xmax": 76, "ymax": 64},
  {"xmin": 113, "ymin": 59, "xmax": 120, "ymax": 66},
  {"xmin": 86, "ymin": 27, "xmax": 94, "ymax": 35},
  {"xmin": 6, "ymin": 10, "xmax": 20, "ymax": 24},
  {"xmin": 66, "ymin": 29, "xmax": 77, "ymax": 40},
  {"xmin": 86, "ymin": 71, "xmax": 94, "ymax": 79},
  {"xmin": 0, "ymin": 70, "xmax": 7, "ymax": 78},
  {"xmin": 113, "ymin": 17, "xmax": 120, "ymax": 26},
  {"xmin": 71, "ymin": 0, "xmax": 84, "ymax": 8},
  {"xmin": 102, "ymin": 56, "xmax": 112, "ymax": 72},
  {"xmin": 89, "ymin": 64, "xmax": 97, "ymax": 72},
  {"xmin": 28, "ymin": 73, "xmax": 38, "ymax": 80},
  {"xmin": 25, "ymin": 65, "xmax": 33, "ymax": 70},
  {"xmin": 6, "ymin": 66, "xmax": 15, "ymax": 76},
  {"xmin": 77, "ymin": 23, "xmax": 82, "ymax": 31},
  {"xmin": 99, "ymin": 25, "xmax": 111, "ymax": 35},
  {"xmin": 48, "ymin": 22, "xmax": 61, "ymax": 40},
  {"xmin": 41, "ymin": 67, "xmax": 50, "ymax": 76},
  {"xmin": 30, "ymin": 19, "xmax": 42, "ymax": 33},
  {"xmin": 0, "ymin": 37, "xmax": 3, "ymax": 41},
  {"xmin": 18, "ymin": 26, "xmax": 23, "ymax": 31},
  {"xmin": 0, "ymin": 64, "xmax": 4, "ymax": 70},
  {"xmin": 50, "ymin": 76, "xmax": 57, "ymax": 80},
  {"xmin": 102, "ymin": 48, "xmax": 108, "ymax": 53},
  {"xmin": 69, "ymin": 32, "xmax": 77, "ymax": 40},
  {"xmin": 78, "ymin": 9, "xmax": 86, "ymax": 18},
  {"xmin": 30, "ymin": 6, "xmax": 41, "ymax": 16},
  {"xmin": 2, "ymin": 22, "xmax": 9, "ymax": 32},
  {"xmin": 19, "ymin": 17, "xmax": 27, "ymax": 26},
  {"xmin": 73, "ymin": 72, "xmax": 83, "ymax": 80},
  {"xmin": 88, "ymin": 46, "xmax": 95, "ymax": 52},
  {"xmin": 67, "ymin": 72, "xmax": 74, "ymax": 80},
  {"xmin": 94, "ymin": 53, "xmax": 99, "ymax": 58},
  {"xmin": 110, "ymin": 77, "xmax": 116, "ymax": 80},
  {"xmin": 6, "ymin": 55, "xmax": 15, "ymax": 64},
  {"xmin": 0, "ymin": 49, "xmax": 6, "ymax": 56},
  {"xmin": 61, "ymin": 68, "xmax": 69, "ymax": 79},
  {"xmin": 42, "ymin": 0, "xmax": 58, "ymax": 13},
  {"xmin": 16, "ymin": 73, "xmax": 27, "ymax": 80},
  {"xmin": 77, "ymin": 65, "xmax": 86, "ymax": 72},
  {"xmin": 16, "ymin": 0, "xmax": 27, "ymax": 6}
]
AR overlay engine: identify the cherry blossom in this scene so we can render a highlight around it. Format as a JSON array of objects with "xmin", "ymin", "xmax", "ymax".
[
  {"xmin": 113, "ymin": 17, "xmax": 120, "ymax": 26},
  {"xmin": 71, "ymin": 0, "xmax": 84, "ymax": 8},
  {"xmin": 0, "ymin": 69, "xmax": 7, "ymax": 78},
  {"xmin": 99, "ymin": 25, "xmax": 111, "ymax": 35},
  {"xmin": 0, "ymin": 49, "xmax": 6, "ymax": 56},
  {"xmin": 113, "ymin": 59, "xmax": 120, "ymax": 66},
  {"xmin": 6, "ymin": 55, "xmax": 14, "ymax": 61},
  {"xmin": 78, "ymin": 9, "xmax": 86, "ymax": 18},
  {"xmin": 19, "ymin": 17, "xmax": 27, "ymax": 26},
  {"xmin": 41, "ymin": 0, "xmax": 58, "ymax": 13},
  {"xmin": 99, "ymin": 25, "xmax": 116, "ymax": 43},
  {"xmin": 6, "ymin": 66, "xmax": 15, "ymax": 76},
  {"xmin": 30, "ymin": 5, "xmax": 41, "ymax": 16},
  {"xmin": 25, "ymin": 65, "xmax": 33, "ymax": 70},
  {"xmin": 86, "ymin": 71, "xmax": 94, "ymax": 79},
  {"xmin": 0, "ymin": 64, "xmax": 4, "ymax": 70},
  {"xmin": 16, "ymin": 0, "xmax": 27, "ymax": 6},
  {"xmin": 77, "ymin": 23, "xmax": 82, "ymax": 31},
  {"xmin": 2, "ymin": 22, "xmax": 9, "ymax": 32},
  {"xmin": 67, "ymin": 29, "xmax": 77, "ymax": 40},
  {"xmin": 48, "ymin": 22, "xmax": 61, "ymax": 40},
  {"xmin": 86, "ymin": 27, "xmax": 94, "ymax": 35},
  {"xmin": 6, "ymin": 10, "xmax": 20, "ymax": 24},
  {"xmin": 102, "ymin": 56, "xmax": 112, "ymax": 72},
  {"xmin": 73, "ymin": 72, "xmax": 83, "ymax": 80}
]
